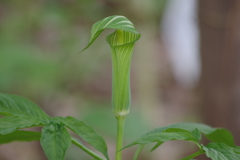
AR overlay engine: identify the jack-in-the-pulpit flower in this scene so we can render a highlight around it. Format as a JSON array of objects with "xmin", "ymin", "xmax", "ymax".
[{"xmin": 81, "ymin": 15, "xmax": 140, "ymax": 117}]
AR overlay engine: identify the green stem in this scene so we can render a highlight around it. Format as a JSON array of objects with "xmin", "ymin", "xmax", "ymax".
[
  {"xmin": 115, "ymin": 116, "xmax": 126, "ymax": 160},
  {"xmin": 132, "ymin": 144, "xmax": 145, "ymax": 160},
  {"xmin": 71, "ymin": 138, "xmax": 107, "ymax": 160},
  {"xmin": 181, "ymin": 150, "xmax": 204, "ymax": 160}
]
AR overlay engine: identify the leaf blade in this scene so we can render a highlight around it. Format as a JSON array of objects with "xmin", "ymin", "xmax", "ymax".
[
  {"xmin": 203, "ymin": 143, "xmax": 240, "ymax": 160},
  {"xmin": 123, "ymin": 123, "xmax": 235, "ymax": 152},
  {"xmin": 59, "ymin": 116, "xmax": 109, "ymax": 160},
  {"xmin": 122, "ymin": 128, "xmax": 201, "ymax": 150},
  {"xmin": 0, "ymin": 116, "xmax": 43, "ymax": 135},
  {"xmin": 144, "ymin": 123, "xmax": 234, "ymax": 146},
  {"xmin": 150, "ymin": 141, "xmax": 163, "ymax": 152},
  {"xmin": 40, "ymin": 123, "xmax": 71, "ymax": 160},
  {"xmin": 0, "ymin": 130, "xmax": 41, "ymax": 144},
  {"xmin": 0, "ymin": 93, "xmax": 50, "ymax": 122}
]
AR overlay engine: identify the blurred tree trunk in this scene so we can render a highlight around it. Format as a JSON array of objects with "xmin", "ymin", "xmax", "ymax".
[{"xmin": 198, "ymin": 0, "xmax": 240, "ymax": 153}]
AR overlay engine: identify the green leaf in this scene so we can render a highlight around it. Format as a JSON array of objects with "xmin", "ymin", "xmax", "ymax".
[
  {"xmin": 81, "ymin": 15, "xmax": 140, "ymax": 117},
  {"xmin": 203, "ymin": 143, "xmax": 240, "ymax": 160},
  {"xmin": 204, "ymin": 128, "xmax": 234, "ymax": 147},
  {"xmin": 123, "ymin": 123, "xmax": 235, "ymax": 152},
  {"xmin": 181, "ymin": 150, "xmax": 204, "ymax": 160},
  {"xmin": 150, "ymin": 141, "xmax": 163, "ymax": 152},
  {"xmin": 144, "ymin": 123, "xmax": 234, "ymax": 147},
  {"xmin": 59, "ymin": 116, "xmax": 109, "ymax": 160},
  {"xmin": 0, "ymin": 130, "xmax": 41, "ymax": 144},
  {"xmin": 190, "ymin": 128, "xmax": 202, "ymax": 141},
  {"xmin": 150, "ymin": 128, "xmax": 201, "ymax": 152},
  {"xmin": 122, "ymin": 128, "xmax": 201, "ymax": 150},
  {"xmin": 40, "ymin": 123, "xmax": 71, "ymax": 160},
  {"xmin": 0, "ymin": 93, "xmax": 50, "ymax": 122},
  {"xmin": 0, "ymin": 116, "xmax": 43, "ymax": 135}
]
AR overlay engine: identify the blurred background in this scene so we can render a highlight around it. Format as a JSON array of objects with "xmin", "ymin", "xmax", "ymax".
[{"xmin": 0, "ymin": 0, "xmax": 240, "ymax": 159}]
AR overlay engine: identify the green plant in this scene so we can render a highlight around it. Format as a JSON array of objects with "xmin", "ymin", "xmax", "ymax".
[{"xmin": 0, "ymin": 15, "xmax": 239, "ymax": 160}]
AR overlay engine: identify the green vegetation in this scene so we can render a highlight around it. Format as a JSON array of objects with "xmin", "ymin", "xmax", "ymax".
[{"xmin": 0, "ymin": 15, "xmax": 239, "ymax": 160}]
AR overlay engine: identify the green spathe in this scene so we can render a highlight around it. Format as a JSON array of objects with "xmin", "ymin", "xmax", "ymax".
[
  {"xmin": 107, "ymin": 29, "xmax": 140, "ymax": 116},
  {"xmin": 81, "ymin": 15, "xmax": 140, "ymax": 117},
  {"xmin": 81, "ymin": 16, "xmax": 140, "ymax": 160}
]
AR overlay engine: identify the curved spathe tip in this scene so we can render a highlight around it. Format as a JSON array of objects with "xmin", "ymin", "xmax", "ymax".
[{"xmin": 81, "ymin": 15, "xmax": 140, "ymax": 53}]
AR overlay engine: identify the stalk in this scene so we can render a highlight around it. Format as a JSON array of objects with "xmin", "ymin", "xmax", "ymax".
[
  {"xmin": 110, "ymin": 30, "xmax": 132, "ymax": 160},
  {"xmin": 109, "ymin": 29, "xmax": 140, "ymax": 160},
  {"xmin": 71, "ymin": 138, "xmax": 107, "ymax": 160},
  {"xmin": 115, "ymin": 116, "xmax": 126, "ymax": 160},
  {"xmin": 132, "ymin": 144, "xmax": 145, "ymax": 160},
  {"xmin": 181, "ymin": 150, "xmax": 204, "ymax": 160},
  {"xmin": 109, "ymin": 29, "xmax": 133, "ymax": 117},
  {"xmin": 81, "ymin": 15, "xmax": 141, "ymax": 160}
]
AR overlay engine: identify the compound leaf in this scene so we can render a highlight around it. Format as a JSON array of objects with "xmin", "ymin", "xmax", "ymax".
[
  {"xmin": 123, "ymin": 123, "xmax": 235, "ymax": 152},
  {"xmin": 144, "ymin": 123, "xmax": 234, "ymax": 147},
  {"xmin": 122, "ymin": 128, "xmax": 201, "ymax": 151}
]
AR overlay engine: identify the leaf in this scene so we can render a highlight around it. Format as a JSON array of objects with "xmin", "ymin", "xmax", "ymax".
[
  {"xmin": 204, "ymin": 128, "xmax": 234, "ymax": 147},
  {"xmin": 81, "ymin": 15, "xmax": 140, "ymax": 116},
  {"xmin": 0, "ymin": 116, "xmax": 43, "ymax": 135},
  {"xmin": 0, "ymin": 130, "xmax": 41, "ymax": 144},
  {"xmin": 58, "ymin": 116, "xmax": 109, "ymax": 160},
  {"xmin": 123, "ymin": 123, "xmax": 235, "ymax": 152},
  {"xmin": 203, "ymin": 143, "xmax": 240, "ymax": 160},
  {"xmin": 122, "ymin": 128, "xmax": 201, "ymax": 150},
  {"xmin": 150, "ymin": 141, "xmax": 163, "ymax": 152},
  {"xmin": 190, "ymin": 128, "xmax": 202, "ymax": 141},
  {"xmin": 0, "ymin": 93, "xmax": 50, "ymax": 122},
  {"xmin": 144, "ymin": 123, "xmax": 234, "ymax": 147},
  {"xmin": 181, "ymin": 150, "xmax": 204, "ymax": 160},
  {"xmin": 40, "ymin": 123, "xmax": 71, "ymax": 160},
  {"xmin": 150, "ymin": 128, "xmax": 200, "ymax": 152}
]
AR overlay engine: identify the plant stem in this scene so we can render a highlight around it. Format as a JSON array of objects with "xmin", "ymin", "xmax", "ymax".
[
  {"xmin": 181, "ymin": 150, "xmax": 204, "ymax": 160},
  {"xmin": 115, "ymin": 116, "xmax": 126, "ymax": 160},
  {"xmin": 71, "ymin": 138, "xmax": 107, "ymax": 160},
  {"xmin": 132, "ymin": 144, "xmax": 145, "ymax": 160}
]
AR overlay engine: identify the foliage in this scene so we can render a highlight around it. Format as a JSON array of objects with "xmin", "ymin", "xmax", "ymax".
[{"xmin": 0, "ymin": 15, "xmax": 239, "ymax": 160}]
